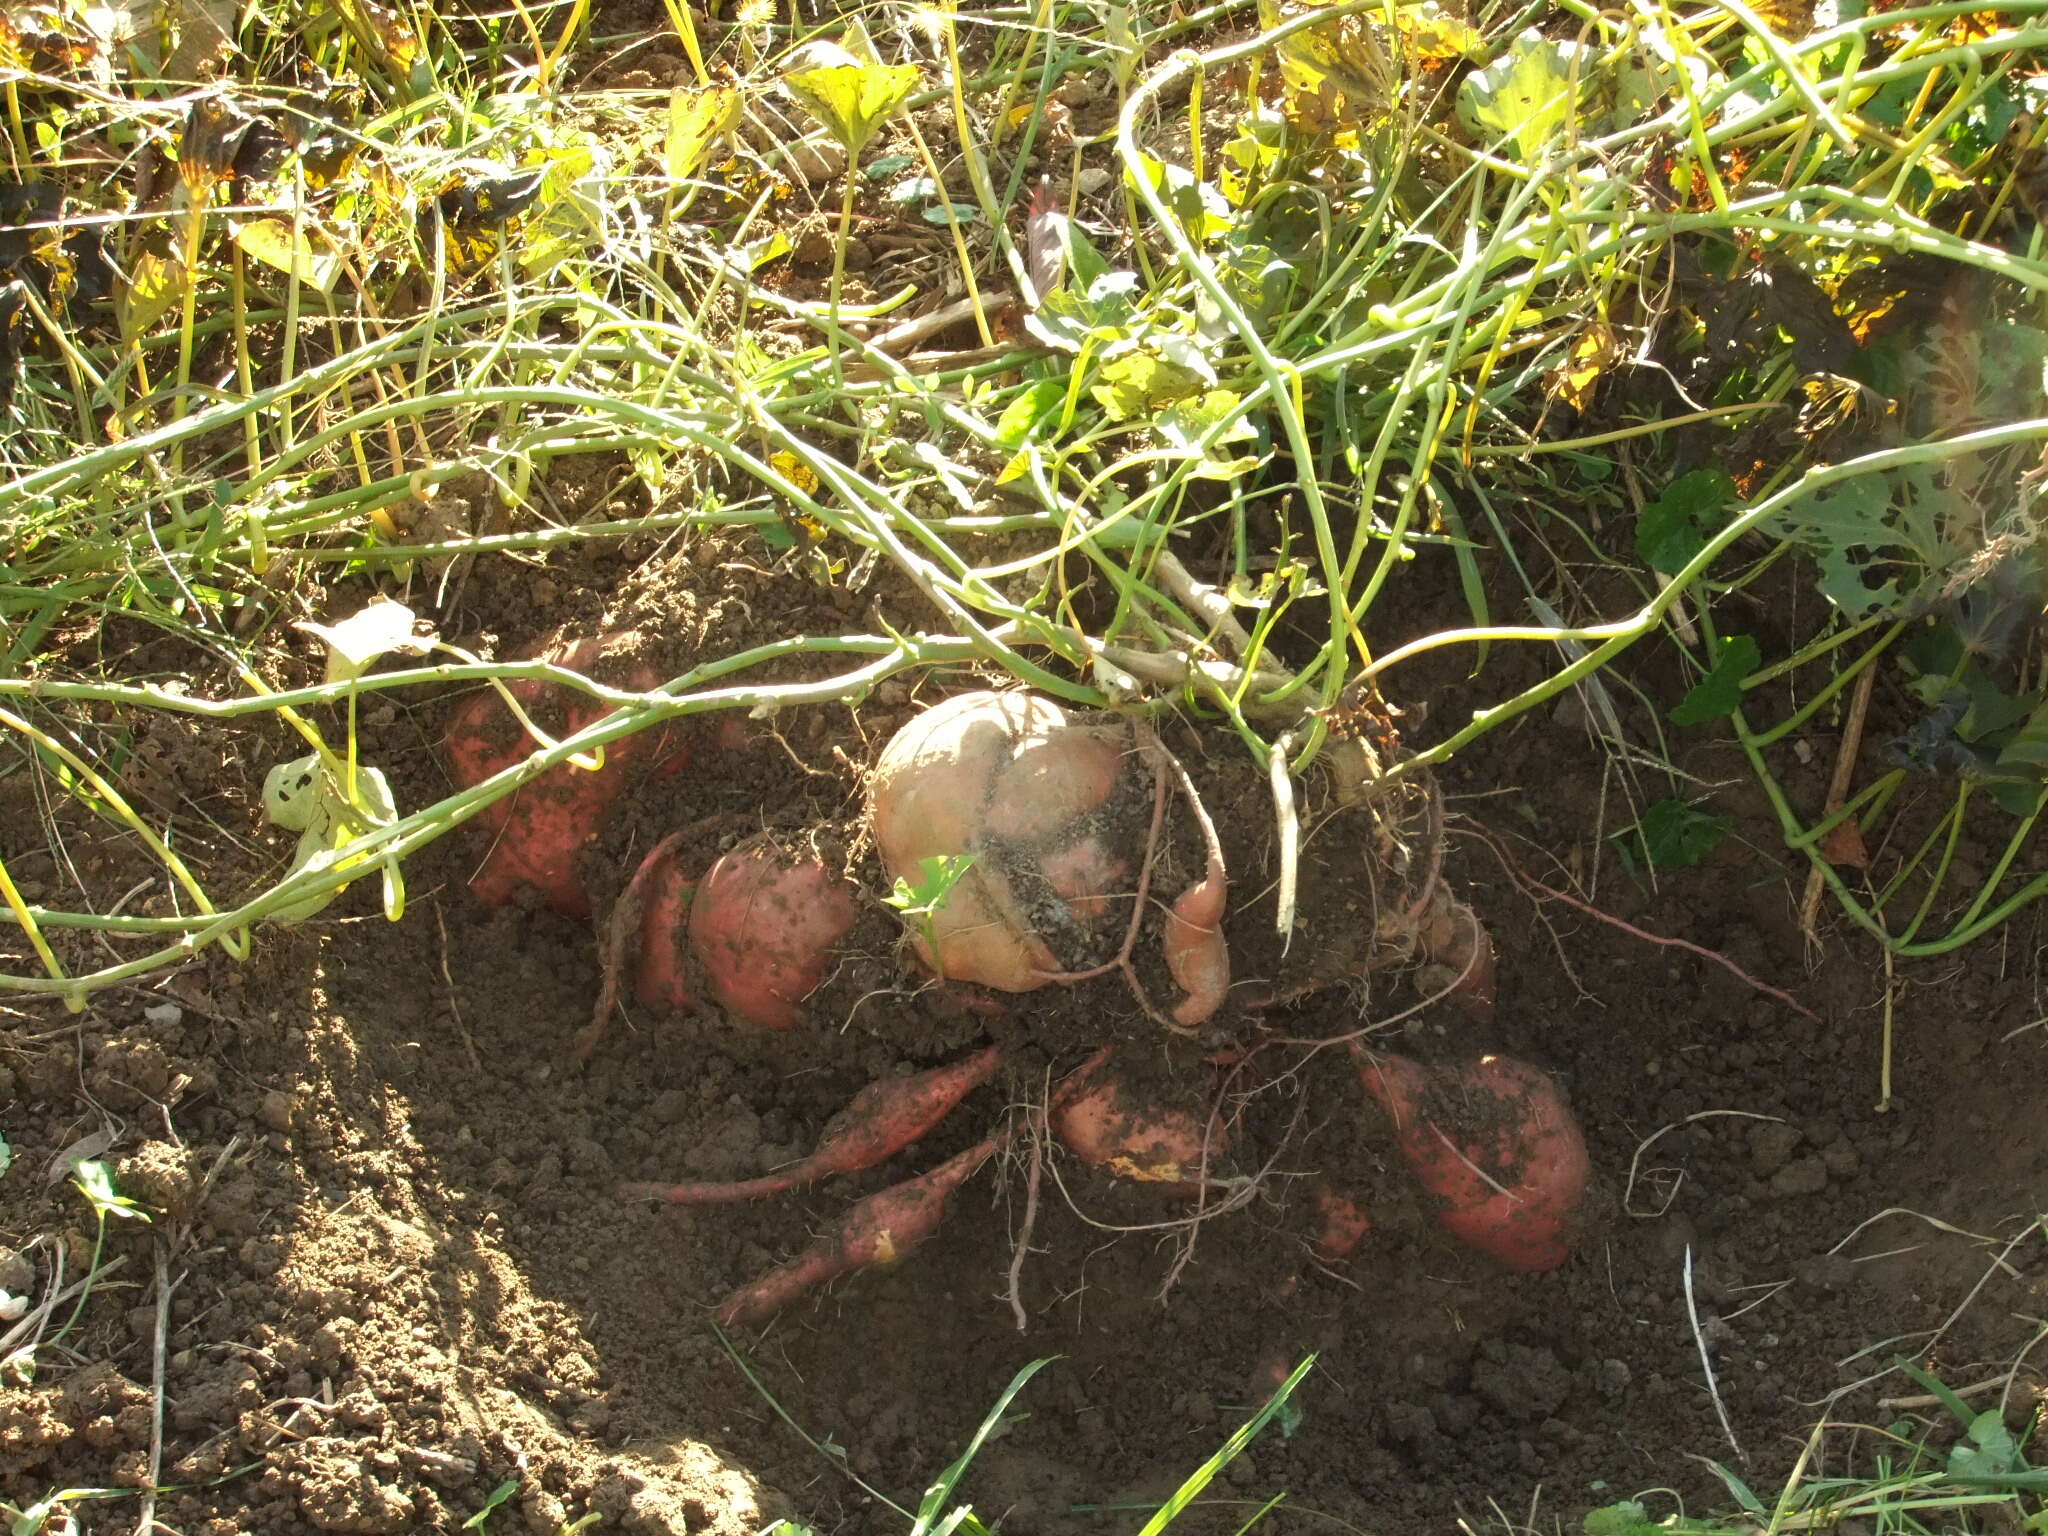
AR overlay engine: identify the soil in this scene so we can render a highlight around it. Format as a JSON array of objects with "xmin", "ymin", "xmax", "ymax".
[{"xmin": 5, "ymin": 495, "xmax": 2047, "ymax": 1536}]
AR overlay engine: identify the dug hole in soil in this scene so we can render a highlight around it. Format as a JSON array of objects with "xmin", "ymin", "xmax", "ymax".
[{"xmin": 3, "ymin": 522, "xmax": 2046, "ymax": 1536}]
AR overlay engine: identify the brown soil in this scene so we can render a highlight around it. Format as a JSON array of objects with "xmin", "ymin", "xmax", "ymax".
[{"xmin": 4, "ymin": 500, "xmax": 2046, "ymax": 1536}]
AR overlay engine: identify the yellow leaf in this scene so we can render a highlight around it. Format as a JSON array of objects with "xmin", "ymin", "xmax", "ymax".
[
  {"xmin": 233, "ymin": 217, "xmax": 343, "ymax": 292},
  {"xmin": 666, "ymin": 85, "xmax": 741, "ymax": 182},
  {"xmin": 783, "ymin": 62, "xmax": 921, "ymax": 155},
  {"xmin": 770, "ymin": 450, "xmax": 820, "ymax": 495},
  {"xmin": 1749, "ymin": 0, "xmax": 1814, "ymax": 36},
  {"xmin": 1007, "ymin": 102, "xmax": 1036, "ymax": 130},
  {"xmin": 1395, "ymin": 2, "xmax": 1485, "ymax": 65},
  {"xmin": 120, "ymin": 250, "xmax": 184, "ymax": 341},
  {"xmin": 1546, "ymin": 323, "xmax": 1617, "ymax": 412}
]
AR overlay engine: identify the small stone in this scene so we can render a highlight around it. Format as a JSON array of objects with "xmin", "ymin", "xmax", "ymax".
[
  {"xmin": 1796, "ymin": 1253, "xmax": 1857, "ymax": 1292},
  {"xmin": 1748, "ymin": 1121, "xmax": 1801, "ymax": 1178},
  {"xmin": 793, "ymin": 228, "xmax": 835, "ymax": 266},
  {"xmin": 1821, "ymin": 1137, "xmax": 1860, "ymax": 1178},
  {"xmin": 0, "ymin": 1247, "xmax": 33, "ymax": 1295},
  {"xmin": 144, "ymin": 1002, "xmax": 184, "ymax": 1027},
  {"xmin": 787, "ymin": 136, "xmax": 848, "ymax": 185},
  {"xmin": 258, "ymin": 1091, "xmax": 295, "ymax": 1134},
  {"xmin": 1053, "ymin": 75, "xmax": 1098, "ymax": 107},
  {"xmin": 1769, "ymin": 1156, "xmax": 1829, "ymax": 1198},
  {"xmin": 1076, "ymin": 167, "xmax": 1113, "ymax": 197}
]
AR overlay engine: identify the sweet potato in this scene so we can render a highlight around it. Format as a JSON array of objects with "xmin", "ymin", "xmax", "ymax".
[
  {"xmin": 631, "ymin": 841, "xmax": 698, "ymax": 1015},
  {"xmin": 688, "ymin": 837, "xmax": 857, "ymax": 1030},
  {"xmin": 869, "ymin": 691, "xmax": 1128, "ymax": 990},
  {"xmin": 1409, "ymin": 888, "xmax": 1497, "ymax": 1013},
  {"xmin": 444, "ymin": 631, "xmax": 674, "ymax": 919},
  {"xmin": 620, "ymin": 1046, "xmax": 1003, "ymax": 1205},
  {"xmin": 1052, "ymin": 1075, "xmax": 1222, "ymax": 1186},
  {"xmin": 1163, "ymin": 870, "xmax": 1229, "ymax": 1028},
  {"xmin": 1309, "ymin": 1181, "xmax": 1373, "ymax": 1264},
  {"xmin": 713, "ymin": 1133, "xmax": 1001, "ymax": 1328},
  {"xmin": 1356, "ymin": 1050, "xmax": 1589, "ymax": 1272}
]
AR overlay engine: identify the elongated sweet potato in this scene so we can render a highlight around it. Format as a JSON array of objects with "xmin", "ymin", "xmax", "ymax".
[
  {"xmin": 714, "ymin": 1134, "xmax": 1001, "ymax": 1328},
  {"xmin": 621, "ymin": 1046, "xmax": 1003, "ymax": 1204}
]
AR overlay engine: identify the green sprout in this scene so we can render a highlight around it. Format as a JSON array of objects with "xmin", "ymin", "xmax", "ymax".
[{"xmin": 883, "ymin": 854, "xmax": 978, "ymax": 981}]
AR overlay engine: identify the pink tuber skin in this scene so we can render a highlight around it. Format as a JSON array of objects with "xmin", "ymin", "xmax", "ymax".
[
  {"xmin": 713, "ymin": 1133, "xmax": 1003, "ymax": 1328},
  {"xmin": 688, "ymin": 838, "xmax": 858, "ymax": 1030},
  {"xmin": 1309, "ymin": 1181, "xmax": 1374, "ymax": 1264},
  {"xmin": 632, "ymin": 840, "xmax": 699, "ymax": 1015},
  {"xmin": 1410, "ymin": 887, "xmax": 1497, "ymax": 1013},
  {"xmin": 870, "ymin": 691, "xmax": 1121, "ymax": 991},
  {"xmin": 1163, "ymin": 869, "xmax": 1229, "ymax": 1029},
  {"xmin": 1355, "ymin": 1048, "xmax": 1589, "ymax": 1273},
  {"xmin": 619, "ymin": 1046, "xmax": 1004, "ymax": 1205},
  {"xmin": 869, "ymin": 691, "xmax": 1230, "ymax": 1028},
  {"xmin": 1051, "ymin": 1075, "xmax": 1223, "ymax": 1187},
  {"xmin": 444, "ymin": 632, "xmax": 675, "ymax": 920}
]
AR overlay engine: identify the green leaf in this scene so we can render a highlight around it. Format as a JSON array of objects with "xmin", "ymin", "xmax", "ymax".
[
  {"xmin": 993, "ymin": 379, "xmax": 1065, "ymax": 451},
  {"xmin": 909, "ymin": 1359, "xmax": 1051, "ymax": 1536},
  {"xmin": 1951, "ymin": 1409, "xmax": 2021, "ymax": 1479},
  {"xmin": 1700, "ymin": 1459, "xmax": 1765, "ymax": 1515},
  {"xmin": 1456, "ymin": 29, "xmax": 1594, "ymax": 159},
  {"xmin": 0, "ymin": 1130, "xmax": 11, "ymax": 1180},
  {"xmin": 888, "ymin": 176, "xmax": 942, "ymax": 205},
  {"xmin": 1582, "ymin": 1501, "xmax": 1663, "ymax": 1536},
  {"xmin": 75, "ymin": 1160, "xmax": 151, "ymax": 1222},
  {"xmin": 1766, "ymin": 465, "xmax": 1951, "ymax": 618},
  {"xmin": 783, "ymin": 62, "xmax": 921, "ymax": 155},
  {"xmin": 665, "ymin": 86, "xmax": 741, "ymax": 183},
  {"xmin": 1124, "ymin": 153, "xmax": 1230, "ymax": 242},
  {"xmin": 1637, "ymin": 467, "xmax": 1735, "ymax": 576},
  {"xmin": 462, "ymin": 1479, "xmax": 519, "ymax": 1530},
  {"xmin": 1091, "ymin": 349, "xmax": 1205, "ymax": 421},
  {"xmin": 1670, "ymin": 634, "xmax": 1759, "ymax": 725},
  {"xmin": 865, "ymin": 154, "xmax": 916, "ymax": 179},
  {"xmin": 1614, "ymin": 798, "xmax": 1727, "ymax": 870},
  {"xmin": 922, "ymin": 202, "xmax": 980, "ymax": 225},
  {"xmin": 296, "ymin": 597, "xmax": 432, "ymax": 684},
  {"xmin": 1154, "ymin": 389, "xmax": 1260, "ymax": 479}
]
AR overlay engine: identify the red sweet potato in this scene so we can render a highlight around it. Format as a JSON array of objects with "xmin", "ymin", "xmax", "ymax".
[
  {"xmin": 1356, "ymin": 1049, "xmax": 1589, "ymax": 1272},
  {"xmin": 1052, "ymin": 1075, "xmax": 1222, "ymax": 1187},
  {"xmin": 1163, "ymin": 870, "xmax": 1229, "ymax": 1028},
  {"xmin": 444, "ymin": 631, "xmax": 674, "ymax": 919},
  {"xmin": 632, "ymin": 841, "xmax": 698, "ymax": 1015},
  {"xmin": 620, "ymin": 1046, "xmax": 1003, "ymax": 1205},
  {"xmin": 687, "ymin": 838, "xmax": 858, "ymax": 1030},
  {"xmin": 713, "ymin": 1133, "xmax": 1001, "ymax": 1328},
  {"xmin": 1309, "ymin": 1181, "xmax": 1373, "ymax": 1264}
]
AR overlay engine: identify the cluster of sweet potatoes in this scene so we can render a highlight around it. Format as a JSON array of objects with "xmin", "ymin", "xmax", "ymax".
[{"xmin": 446, "ymin": 643, "xmax": 1592, "ymax": 1317}]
